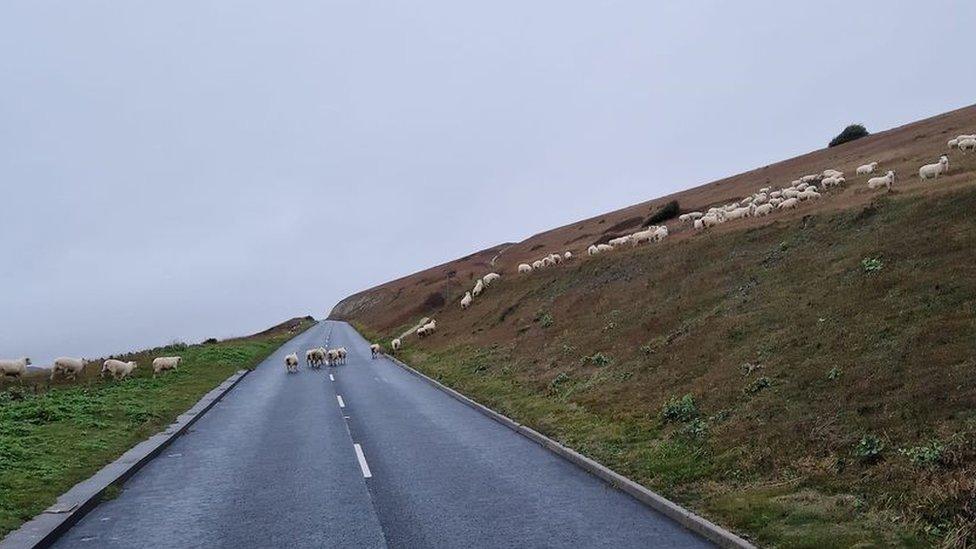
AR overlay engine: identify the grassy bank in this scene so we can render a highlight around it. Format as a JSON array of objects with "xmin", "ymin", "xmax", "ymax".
[
  {"xmin": 0, "ymin": 317, "xmax": 314, "ymax": 537},
  {"xmin": 380, "ymin": 186, "xmax": 976, "ymax": 548}
]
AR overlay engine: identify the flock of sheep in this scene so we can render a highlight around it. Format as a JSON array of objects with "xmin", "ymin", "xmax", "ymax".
[
  {"xmin": 283, "ymin": 346, "xmax": 349, "ymax": 373},
  {"xmin": 0, "ymin": 355, "xmax": 182, "ymax": 382}
]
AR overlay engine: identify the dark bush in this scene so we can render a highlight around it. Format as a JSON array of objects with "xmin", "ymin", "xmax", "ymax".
[
  {"xmin": 829, "ymin": 124, "xmax": 869, "ymax": 148},
  {"xmin": 203, "ymin": 338, "xmax": 218, "ymax": 345},
  {"xmin": 604, "ymin": 216, "xmax": 644, "ymax": 234},
  {"xmin": 420, "ymin": 291, "xmax": 445, "ymax": 312},
  {"xmin": 644, "ymin": 200, "xmax": 680, "ymax": 227}
]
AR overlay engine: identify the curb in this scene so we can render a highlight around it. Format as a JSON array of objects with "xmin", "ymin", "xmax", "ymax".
[
  {"xmin": 1, "ymin": 369, "xmax": 251, "ymax": 549},
  {"xmin": 384, "ymin": 354, "xmax": 755, "ymax": 549}
]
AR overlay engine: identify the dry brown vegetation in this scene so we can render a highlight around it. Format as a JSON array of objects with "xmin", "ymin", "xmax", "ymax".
[{"xmin": 334, "ymin": 104, "xmax": 976, "ymax": 547}]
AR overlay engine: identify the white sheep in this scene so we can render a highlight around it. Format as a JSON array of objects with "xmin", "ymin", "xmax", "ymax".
[
  {"xmin": 472, "ymin": 278, "xmax": 485, "ymax": 297},
  {"xmin": 822, "ymin": 169, "xmax": 843, "ymax": 179},
  {"xmin": 770, "ymin": 191, "xmax": 782, "ymax": 199},
  {"xmin": 948, "ymin": 138, "xmax": 959, "ymax": 149},
  {"xmin": 306, "ymin": 348, "xmax": 325, "ymax": 368},
  {"xmin": 777, "ymin": 197, "xmax": 799, "ymax": 210},
  {"xmin": 152, "ymin": 356, "xmax": 182, "ymax": 377},
  {"xmin": 759, "ymin": 187, "xmax": 771, "ymax": 194},
  {"xmin": 596, "ymin": 244, "xmax": 613, "ymax": 253},
  {"xmin": 768, "ymin": 197, "xmax": 783, "ymax": 207},
  {"xmin": 753, "ymin": 203, "xmax": 774, "ymax": 217},
  {"xmin": 52, "ymin": 357, "xmax": 86, "ymax": 380},
  {"xmin": 0, "ymin": 357, "xmax": 31, "ymax": 379},
  {"xmin": 798, "ymin": 189, "xmax": 821, "ymax": 200},
  {"xmin": 918, "ymin": 155, "xmax": 949, "ymax": 180},
  {"xmin": 608, "ymin": 236, "xmax": 631, "ymax": 248},
  {"xmin": 532, "ymin": 260, "xmax": 544, "ymax": 270},
  {"xmin": 752, "ymin": 193, "xmax": 768, "ymax": 204},
  {"xmin": 518, "ymin": 263, "xmax": 533, "ymax": 273},
  {"xmin": 317, "ymin": 347, "xmax": 329, "ymax": 366},
  {"xmin": 782, "ymin": 188, "xmax": 800, "ymax": 199},
  {"xmin": 284, "ymin": 353, "xmax": 299, "ymax": 373},
  {"xmin": 101, "ymin": 359, "xmax": 137, "ymax": 380},
  {"xmin": 587, "ymin": 245, "xmax": 599, "ymax": 256},
  {"xmin": 563, "ymin": 251, "xmax": 573, "ymax": 260},
  {"xmin": 391, "ymin": 338, "xmax": 402, "ymax": 354},
  {"xmin": 630, "ymin": 228, "xmax": 654, "ymax": 246},
  {"xmin": 800, "ymin": 174, "xmax": 820, "ymax": 183},
  {"xmin": 679, "ymin": 212, "xmax": 703, "ymax": 223},
  {"xmin": 482, "ymin": 272, "xmax": 501, "ymax": 286},
  {"xmin": 959, "ymin": 138, "xmax": 976, "ymax": 153},
  {"xmin": 370, "ymin": 344, "xmax": 381, "ymax": 359},
  {"xmin": 867, "ymin": 170, "xmax": 895, "ymax": 191},
  {"xmin": 856, "ymin": 162, "xmax": 879, "ymax": 175},
  {"xmin": 336, "ymin": 347, "xmax": 348, "ymax": 365},
  {"xmin": 460, "ymin": 291, "xmax": 472, "ymax": 310},
  {"xmin": 725, "ymin": 207, "xmax": 751, "ymax": 221},
  {"xmin": 652, "ymin": 225, "xmax": 669, "ymax": 241},
  {"xmin": 821, "ymin": 176, "xmax": 845, "ymax": 188},
  {"xmin": 693, "ymin": 218, "xmax": 704, "ymax": 230}
]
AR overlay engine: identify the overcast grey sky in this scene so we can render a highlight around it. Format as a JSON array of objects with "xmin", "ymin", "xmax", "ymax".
[{"xmin": 2, "ymin": 1, "xmax": 974, "ymax": 365}]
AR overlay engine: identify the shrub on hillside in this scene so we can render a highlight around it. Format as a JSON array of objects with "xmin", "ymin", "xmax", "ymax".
[
  {"xmin": 644, "ymin": 200, "xmax": 680, "ymax": 227},
  {"xmin": 420, "ymin": 291, "xmax": 445, "ymax": 311},
  {"xmin": 855, "ymin": 434, "xmax": 885, "ymax": 463},
  {"xmin": 829, "ymin": 124, "xmax": 869, "ymax": 148},
  {"xmin": 661, "ymin": 394, "xmax": 699, "ymax": 423}
]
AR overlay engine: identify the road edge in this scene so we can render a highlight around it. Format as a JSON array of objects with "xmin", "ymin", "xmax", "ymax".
[
  {"xmin": 384, "ymin": 353, "xmax": 756, "ymax": 549},
  {"xmin": 0, "ymin": 369, "xmax": 251, "ymax": 549}
]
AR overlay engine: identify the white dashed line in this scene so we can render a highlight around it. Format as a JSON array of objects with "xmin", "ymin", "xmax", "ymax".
[
  {"xmin": 329, "ymin": 374, "xmax": 335, "ymax": 381},
  {"xmin": 353, "ymin": 443, "xmax": 372, "ymax": 478},
  {"xmin": 337, "ymin": 395, "xmax": 345, "ymax": 408}
]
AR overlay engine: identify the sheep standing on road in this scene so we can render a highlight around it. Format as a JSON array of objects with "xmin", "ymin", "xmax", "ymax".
[
  {"xmin": 370, "ymin": 344, "xmax": 380, "ymax": 359},
  {"xmin": 52, "ymin": 357, "xmax": 86, "ymax": 381},
  {"xmin": 867, "ymin": 170, "xmax": 895, "ymax": 191},
  {"xmin": 153, "ymin": 356, "xmax": 182, "ymax": 377},
  {"xmin": 102, "ymin": 359, "xmax": 137, "ymax": 380},
  {"xmin": 919, "ymin": 156, "xmax": 949, "ymax": 180},
  {"xmin": 284, "ymin": 353, "xmax": 299, "ymax": 373},
  {"xmin": 0, "ymin": 357, "xmax": 31, "ymax": 379}
]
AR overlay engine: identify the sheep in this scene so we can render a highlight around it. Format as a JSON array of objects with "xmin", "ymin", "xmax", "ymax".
[
  {"xmin": 867, "ymin": 170, "xmax": 895, "ymax": 191},
  {"xmin": 306, "ymin": 349, "xmax": 318, "ymax": 366},
  {"xmin": 652, "ymin": 225, "xmax": 669, "ymax": 242},
  {"xmin": 800, "ymin": 174, "xmax": 820, "ymax": 183},
  {"xmin": 0, "ymin": 357, "xmax": 31, "ymax": 379},
  {"xmin": 327, "ymin": 348, "xmax": 340, "ymax": 365},
  {"xmin": 518, "ymin": 263, "xmax": 532, "ymax": 273},
  {"xmin": 391, "ymin": 338, "xmax": 402, "ymax": 354},
  {"xmin": 608, "ymin": 236, "xmax": 631, "ymax": 248},
  {"xmin": 101, "ymin": 359, "xmax": 137, "ymax": 380},
  {"xmin": 316, "ymin": 347, "xmax": 328, "ymax": 366},
  {"xmin": 798, "ymin": 189, "xmax": 821, "ymax": 200},
  {"xmin": 959, "ymin": 138, "xmax": 976, "ymax": 153},
  {"xmin": 284, "ymin": 353, "xmax": 299, "ymax": 373},
  {"xmin": 52, "ymin": 357, "xmax": 86, "ymax": 380},
  {"xmin": 782, "ymin": 188, "xmax": 800, "ymax": 199},
  {"xmin": 753, "ymin": 203, "xmax": 774, "ymax": 217},
  {"xmin": 700, "ymin": 214, "xmax": 722, "ymax": 228},
  {"xmin": 548, "ymin": 253, "xmax": 562, "ymax": 265},
  {"xmin": 532, "ymin": 260, "xmax": 544, "ymax": 270},
  {"xmin": 630, "ymin": 228, "xmax": 654, "ymax": 246},
  {"xmin": 460, "ymin": 291, "xmax": 472, "ymax": 310},
  {"xmin": 417, "ymin": 320, "xmax": 437, "ymax": 338},
  {"xmin": 777, "ymin": 197, "xmax": 799, "ymax": 210},
  {"xmin": 821, "ymin": 176, "xmax": 845, "ymax": 188},
  {"xmin": 919, "ymin": 155, "xmax": 949, "ymax": 180},
  {"xmin": 679, "ymin": 212, "xmax": 703, "ymax": 223},
  {"xmin": 472, "ymin": 279, "xmax": 485, "ymax": 297},
  {"xmin": 482, "ymin": 272, "xmax": 501, "ymax": 286},
  {"xmin": 752, "ymin": 193, "xmax": 768, "ymax": 204},
  {"xmin": 336, "ymin": 347, "xmax": 348, "ymax": 365},
  {"xmin": 856, "ymin": 162, "xmax": 879, "ymax": 175},
  {"xmin": 796, "ymin": 182, "xmax": 809, "ymax": 191},
  {"xmin": 542, "ymin": 257, "xmax": 554, "ymax": 268},
  {"xmin": 563, "ymin": 251, "xmax": 573, "ymax": 260},
  {"xmin": 370, "ymin": 344, "xmax": 380, "ymax": 359},
  {"xmin": 768, "ymin": 197, "xmax": 783, "ymax": 207},
  {"xmin": 948, "ymin": 138, "xmax": 959, "ymax": 149},
  {"xmin": 306, "ymin": 348, "xmax": 325, "ymax": 368},
  {"xmin": 587, "ymin": 245, "xmax": 599, "ymax": 256},
  {"xmin": 596, "ymin": 244, "xmax": 613, "ymax": 253},
  {"xmin": 725, "ymin": 206, "xmax": 751, "ymax": 221},
  {"xmin": 770, "ymin": 191, "xmax": 782, "ymax": 199},
  {"xmin": 822, "ymin": 169, "xmax": 843, "ymax": 179},
  {"xmin": 152, "ymin": 356, "xmax": 182, "ymax": 377}
]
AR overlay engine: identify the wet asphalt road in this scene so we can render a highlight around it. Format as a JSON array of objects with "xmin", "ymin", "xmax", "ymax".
[{"xmin": 54, "ymin": 321, "xmax": 711, "ymax": 548}]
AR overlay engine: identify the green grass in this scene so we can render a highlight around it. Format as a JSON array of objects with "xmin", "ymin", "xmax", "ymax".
[{"xmin": 0, "ymin": 317, "xmax": 313, "ymax": 537}]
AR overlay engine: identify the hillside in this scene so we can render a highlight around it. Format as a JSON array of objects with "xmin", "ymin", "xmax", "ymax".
[{"xmin": 331, "ymin": 105, "xmax": 976, "ymax": 547}]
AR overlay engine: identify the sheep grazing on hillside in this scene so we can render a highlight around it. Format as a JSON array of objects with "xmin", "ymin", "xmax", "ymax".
[
  {"xmin": 959, "ymin": 138, "xmax": 976, "ymax": 153},
  {"xmin": 777, "ymin": 197, "xmax": 799, "ymax": 210},
  {"xmin": 532, "ymin": 260, "xmax": 544, "ymax": 270},
  {"xmin": 822, "ymin": 169, "xmax": 843, "ymax": 179},
  {"xmin": 800, "ymin": 174, "xmax": 820, "ymax": 183},
  {"xmin": 482, "ymin": 272, "xmax": 500, "ymax": 286},
  {"xmin": 101, "ymin": 359, "xmax": 137, "ymax": 380},
  {"xmin": 391, "ymin": 338, "xmax": 402, "ymax": 354},
  {"xmin": 725, "ymin": 207, "xmax": 751, "ymax": 221},
  {"xmin": 652, "ymin": 225, "xmax": 668, "ymax": 242},
  {"xmin": 563, "ymin": 251, "xmax": 573, "ymax": 260},
  {"xmin": 608, "ymin": 236, "xmax": 631, "ymax": 248},
  {"xmin": 518, "ymin": 263, "xmax": 532, "ymax": 273},
  {"xmin": 460, "ymin": 291, "xmax": 472, "ymax": 310},
  {"xmin": 417, "ymin": 320, "xmax": 437, "ymax": 338},
  {"xmin": 284, "ymin": 353, "xmax": 299, "ymax": 373},
  {"xmin": 152, "ymin": 356, "xmax": 182, "ymax": 377},
  {"xmin": 753, "ymin": 203, "xmax": 774, "ymax": 217},
  {"xmin": 798, "ymin": 189, "xmax": 821, "ymax": 200},
  {"xmin": 630, "ymin": 228, "xmax": 654, "ymax": 246},
  {"xmin": 472, "ymin": 279, "xmax": 484, "ymax": 297},
  {"xmin": 51, "ymin": 357, "xmax": 86, "ymax": 381},
  {"xmin": 821, "ymin": 176, "xmax": 845, "ymax": 188},
  {"xmin": 867, "ymin": 170, "xmax": 895, "ymax": 191},
  {"xmin": 587, "ymin": 245, "xmax": 600, "ymax": 256},
  {"xmin": 0, "ymin": 357, "xmax": 31, "ymax": 379},
  {"xmin": 919, "ymin": 155, "xmax": 949, "ymax": 180},
  {"xmin": 768, "ymin": 197, "xmax": 783, "ymax": 207},
  {"xmin": 856, "ymin": 162, "xmax": 879, "ymax": 175},
  {"xmin": 769, "ymin": 190, "xmax": 782, "ymax": 199},
  {"xmin": 370, "ymin": 344, "xmax": 380, "ymax": 359},
  {"xmin": 596, "ymin": 244, "xmax": 613, "ymax": 253}
]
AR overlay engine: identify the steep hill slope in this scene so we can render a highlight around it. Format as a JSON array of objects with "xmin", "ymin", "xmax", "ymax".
[{"xmin": 331, "ymin": 105, "xmax": 976, "ymax": 547}]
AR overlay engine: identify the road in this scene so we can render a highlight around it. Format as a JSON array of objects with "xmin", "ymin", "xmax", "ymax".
[{"xmin": 54, "ymin": 321, "xmax": 711, "ymax": 548}]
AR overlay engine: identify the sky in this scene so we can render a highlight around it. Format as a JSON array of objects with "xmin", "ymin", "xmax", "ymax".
[{"xmin": 2, "ymin": 1, "xmax": 975, "ymax": 366}]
